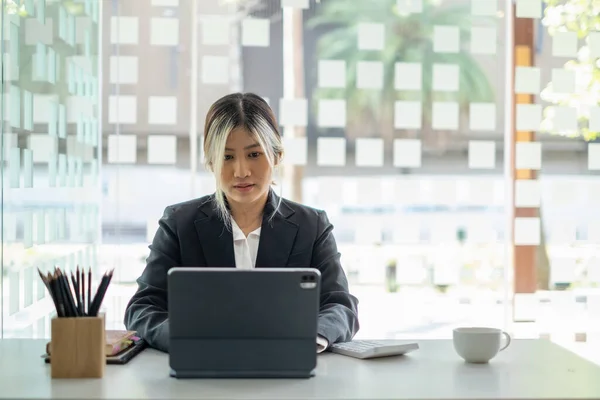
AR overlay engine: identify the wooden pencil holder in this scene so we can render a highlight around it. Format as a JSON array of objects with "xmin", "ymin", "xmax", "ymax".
[{"xmin": 50, "ymin": 314, "xmax": 105, "ymax": 379}]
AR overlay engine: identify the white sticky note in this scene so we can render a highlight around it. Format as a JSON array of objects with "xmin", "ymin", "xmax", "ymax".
[
  {"xmin": 516, "ymin": 104, "xmax": 542, "ymax": 131},
  {"xmin": 109, "ymin": 56, "xmax": 138, "ymax": 84},
  {"xmin": 108, "ymin": 134, "xmax": 137, "ymax": 164},
  {"xmin": 201, "ymin": 16, "xmax": 230, "ymax": 46},
  {"xmin": 110, "ymin": 16, "xmax": 138, "ymax": 45},
  {"xmin": 516, "ymin": 0, "xmax": 542, "ymax": 18},
  {"xmin": 588, "ymin": 143, "xmax": 600, "ymax": 170},
  {"xmin": 28, "ymin": 134, "xmax": 57, "ymax": 163},
  {"xmin": 150, "ymin": 18, "xmax": 179, "ymax": 46},
  {"xmin": 355, "ymin": 138, "xmax": 384, "ymax": 167},
  {"xmin": 589, "ymin": 32, "xmax": 600, "ymax": 58},
  {"xmin": 358, "ymin": 23, "xmax": 384, "ymax": 50},
  {"xmin": 397, "ymin": 0, "xmax": 423, "ymax": 13},
  {"xmin": 357, "ymin": 61, "xmax": 384, "ymax": 89},
  {"xmin": 395, "ymin": 62, "xmax": 421, "ymax": 90},
  {"xmin": 148, "ymin": 96, "xmax": 177, "ymax": 125},
  {"xmin": 515, "ymin": 179, "xmax": 541, "ymax": 207},
  {"xmin": 393, "ymin": 139, "xmax": 421, "ymax": 168},
  {"xmin": 552, "ymin": 69, "xmax": 576, "ymax": 93},
  {"xmin": 318, "ymin": 99, "xmax": 346, "ymax": 128},
  {"xmin": 282, "ymin": 137, "xmax": 307, "ymax": 166},
  {"xmin": 553, "ymin": 106, "xmax": 577, "ymax": 133},
  {"xmin": 471, "ymin": 0, "xmax": 497, "ymax": 15},
  {"xmin": 432, "ymin": 102, "xmax": 459, "ymax": 130},
  {"xmin": 108, "ymin": 95, "xmax": 137, "ymax": 124},
  {"xmin": 280, "ymin": 98, "xmax": 308, "ymax": 127},
  {"xmin": 282, "ymin": 0, "xmax": 309, "ymax": 8},
  {"xmin": 514, "ymin": 217, "xmax": 541, "ymax": 245},
  {"xmin": 148, "ymin": 135, "xmax": 177, "ymax": 164},
  {"xmin": 434, "ymin": 25, "xmax": 459, "ymax": 53},
  {"xmin": 201, "ymin": 56, "xmax": 229, "ymax": 85},
  {"xmin": 515, "ymin": 66, "xmax": 541, "ymax": 94},
  {"xmin": 468, "ymin": 140, "xmax": 495, "ymax": 169},
  {"xmin": 553, "ymin": 31, "xmax": 578, "ymax": 57},
  {"xmin": 317, "ymin": 137, "xmax": 346, "ymax": 166},
  {"xmin": 433, "ymin": 64, "xmax": 459, "ymax": 91},
  {"xmin": 469, "ymin": 103, "xmax": 496, "ymax": 131},
  {"xmin": 151, "ymin": 0, "xmax": 179, "ymax": 5},
  {"xmin": 318, "ymin": 60, "xmax": 346, "ymax": 88},
  {"xmin": 590, "ymin": 107, "xmax": 600, "ymax": 132},
  {"xmin": 471, "ymin": 27, "xmax": 497, "ymax": 55},
  {"xmin": 515, "ymin": 142, "xmax": 541, "ymax": 170},
  {"xmin": 242, "ymin": 19, "xmax": 269, "ymax": 47},
  {"xmin": 394, "ymin": 101, "xmax": 421, "ymax": 129}
]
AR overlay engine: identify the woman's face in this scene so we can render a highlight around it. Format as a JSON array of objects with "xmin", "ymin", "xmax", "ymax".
[{"xmin": 220, "ymin": 127, "xmax": 273, "ymax": 207}]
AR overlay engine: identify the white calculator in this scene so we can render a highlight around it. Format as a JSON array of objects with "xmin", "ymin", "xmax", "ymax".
[{"xmin": 329, "ymin": 340, "xmax": 419, "ymax": 359}]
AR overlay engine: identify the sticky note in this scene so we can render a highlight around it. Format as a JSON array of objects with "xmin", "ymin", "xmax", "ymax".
[
  {"xmin": 396, "ymin": 0, "xmax": 423, "ymax": 13},
  {"xmin": 395, "ymin": 62, "xmax": 421, "ymax": 90},
  {"xmin": 282, "ymin": 0, "xmax": 309, "ymax": 8},
  {"xmin": 28, "ymin": 134, "xmax": 57, "ymax": 163},
  {"xmin": 469, "ymin": 103, "xmax": 496, "ymax": 131},
  {"xmin": 394, "ymin": 101, "xmax": 421, "ymax": 129},
  {"xmin": 110, "ymin": 56, "xmax": 138, "ymax": 84},
  {"xmin": 110, "ymin": 16, "xmax": 139, "ymax": 45},
  {"xmin": 590, "ymin": 106, "xmax": 600, "ymax": 132},
  {"xmin": 317, "ymin": 137, "xmax": 346, "ymax": 166},
  {"xmin": 355, "ymin": 138, "xmax": 384, "ymax": 167},
  {"xmin": 108, "ymin": 95, "xmax": 137, "ymax": 124},
  {"xmin": 108, "ymin": 134, "xmax": 137, "ymax": 164},
  {"xmin": 393, "ymin": 139, "xmax": 421, "ymax": 168},
  {"xmin": 553, "ymin": 106, "xmax": 577, "ymax": 133},
  {"xmin": 150, "ymin": 18, "xmax": 179, "ymax": 46},
  {"xmin": 516, "ymin": 0, "xmax": 541, "ymax": 18},
  {"xmin": 516, "ymin": 104, "xmax": 541, "ymax": 131},
  {"xmin": 357, "ymin": 61, "xmax": 384, "ymax": 89},
  {"xmin": 318, "ymin": 99, "xmax": 346, "ymax": 128},
  {"xmin": 432, "ymin": 102, "xmax": 459, "ymax": 130},
  {"xmin": 588, "ymin": 143, "xmax": 600, "ymax": 170},
  {"xmin": 515, "ymin": 142, "xmax": 541, "ymax": 170},
  {"xmin": 318, "ymin": 60, "xmax": 346, "ymax": 88},
  {"xmin": 242, "ymin": 18, "xmax": 269, "ymax": 47},
  {"xmin": 148, "ymin": 96, "xmax": 177, "ymax": 125},
  {"xmin": 201, "ymin": 56, "xmax": 229, "ymax": 84},
  {"xmin": 515, "ymin": 66, "xmax": 540, "ymax": 94},
  {"xmin": 201, "ymin": 16, "xmax": 230, "ymax": 46},
  {"xmin": 515, "ymin": 179, "xmax": 541, "ymax": 207},
  {"xmin": 147, "ymin": 135, "xmax": 177, "ymax": 164},
  {"xmin": 433, "ymin": 64, "xmax": 459, "ymax": 91},
  {"xmin": 471, "ymin": 0, "xmax": 497, "ymax": 15},
  {"xmin": 468, "ymin": 140, "xmax": 495, "ymax": 169},
  {"xmin": 282, "ymin": 137, "xmax": 307, "ymax": 165},
  {"xmin": 434, "ymin": 25, "xmax": 459, "ymax": 53},
  {"xmin": 471, "ymin": 26, "xmax": 497, "ymax": 55},
  {"xmin": 25, "ymin": 17, "xmax": 53, "ymax": 45},
  {"xmin": 358, "ymin": 23, "xmax": 384, "ymax": 50},
  {"xmin": 589, "ymin": 32, "xmax": 600, "ymax": 58},
  {"xmin": 553, "ymin": 31, "xmax": 578, "ymax": 57},
  {"xmin": 514, "ymin": 217, "xmax": 540, "ymax": 245},
  {"xmin": 279, "ymin": 98, "xmax": 308, "ymax": 127},
  {"xmin": 552, "ymin": 68, "xmax": 576, "ymax": 93}
]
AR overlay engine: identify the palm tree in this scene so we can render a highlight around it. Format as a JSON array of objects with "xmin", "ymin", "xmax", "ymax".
[{"xmin": 307, "ymin": 0, "xmax": 495, "ymax": 149}]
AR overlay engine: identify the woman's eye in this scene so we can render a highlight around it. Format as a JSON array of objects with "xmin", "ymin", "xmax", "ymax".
[
  {"xmin": 249, "ymin": 152, "xmax": 261, "ymax": 158},
  {"xmin": 224, "ymin": 155, "xmax": 233, "ymax": 161}
]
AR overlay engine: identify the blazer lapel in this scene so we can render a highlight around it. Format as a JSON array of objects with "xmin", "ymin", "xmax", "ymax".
[
  {"xmin": 255, "ymin": 191, "xmax": 298, "ymax": 268},
  {"xmin": 194, "ymin": 196, "xmax": 236, "ymax": 268}
]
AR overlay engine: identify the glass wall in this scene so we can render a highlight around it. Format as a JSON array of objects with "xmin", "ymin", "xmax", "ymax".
[{"xmin": 2, "ymin": 0, "xmax": 600, "ymax": 364}]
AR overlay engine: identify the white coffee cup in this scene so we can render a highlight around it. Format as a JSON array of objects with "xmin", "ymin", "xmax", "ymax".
[{"xmin": 453, "ymin": 327, "xmax": 511, "ymax": 363}]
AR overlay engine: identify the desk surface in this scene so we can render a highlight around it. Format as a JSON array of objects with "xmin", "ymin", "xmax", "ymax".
[{"xmin": 1, "ymin": 339, "xmax": 599, "ymax": 399}]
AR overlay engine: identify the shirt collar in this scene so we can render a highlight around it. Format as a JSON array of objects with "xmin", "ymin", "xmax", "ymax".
[{"xmin": 231, "ymin": 218, "xmax": 261, "ymax": 241}]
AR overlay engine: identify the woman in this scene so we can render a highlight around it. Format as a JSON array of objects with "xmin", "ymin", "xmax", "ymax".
[{"xmin": 124, "ymin": 92, "xmax": 360, "ymax": 353}]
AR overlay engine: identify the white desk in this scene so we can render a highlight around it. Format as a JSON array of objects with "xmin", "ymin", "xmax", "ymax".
[{"xmin": 1, "ymin": 339, "xmax": 599, "ymax": 399}]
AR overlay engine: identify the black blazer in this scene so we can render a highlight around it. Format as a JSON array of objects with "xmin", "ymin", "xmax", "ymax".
[{"xmin": 123, "ymin": 190, "xmax": 360, "ymax": 352}]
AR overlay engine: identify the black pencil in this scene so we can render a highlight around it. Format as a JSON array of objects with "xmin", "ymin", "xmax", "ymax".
[{"xmin": 87, "ymin": 268, "xmax": 92, "ymax": 316}]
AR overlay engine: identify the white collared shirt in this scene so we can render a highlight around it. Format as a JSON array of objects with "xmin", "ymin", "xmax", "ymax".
[{"xmin": 231, "ymin": 218, "xmax": 329, "ymax": 353}]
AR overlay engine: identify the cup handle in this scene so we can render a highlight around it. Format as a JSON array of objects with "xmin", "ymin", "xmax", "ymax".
[{"xmin": 500, "ymin": 331, "xmax": 511, "ymax": 351}]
